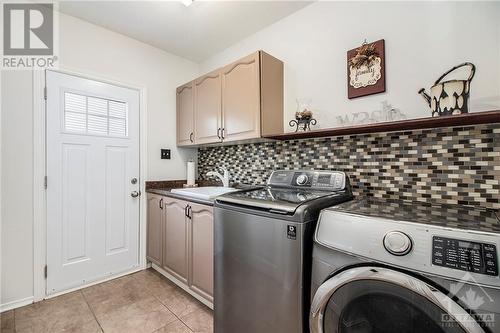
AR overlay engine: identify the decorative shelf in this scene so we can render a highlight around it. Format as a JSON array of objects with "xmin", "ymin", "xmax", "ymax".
[{"xmin": 264, "ymin": 110, "xmax": 500, "ymax": 140}]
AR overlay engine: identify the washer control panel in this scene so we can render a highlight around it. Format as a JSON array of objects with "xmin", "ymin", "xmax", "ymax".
[
  {"xmin": 432, "ymin": 236, "xmax": 498, "ymax": 276},
  {"xmin": 295, "ymin": 174, "xmax": 309, "ymax": 186},
  {"xmin": 268, "ymin": 170, "xmax": 346, "ymax": 190}
]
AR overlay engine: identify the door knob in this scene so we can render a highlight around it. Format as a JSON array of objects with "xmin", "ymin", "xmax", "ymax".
[{"xmin": 131, "ymin": 191, "xmax": 140, "ymax": 198}]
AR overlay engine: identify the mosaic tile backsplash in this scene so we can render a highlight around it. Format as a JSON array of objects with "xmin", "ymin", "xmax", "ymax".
[{"xmin": 198, "ymin": 123, "xmax": 500, "ymax": 210}]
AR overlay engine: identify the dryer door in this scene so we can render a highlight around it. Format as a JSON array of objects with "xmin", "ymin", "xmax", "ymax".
[{"xmin": 310, "ymin": 266, "xmax": 485, "ymax": 333}]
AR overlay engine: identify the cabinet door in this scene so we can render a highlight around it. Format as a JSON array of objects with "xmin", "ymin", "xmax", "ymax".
[
  {"xmin": 146, "ymin": 194, "xmax": 163, "ymax": 266},
  {"xmin": 194, "ymin": 72, "xmax": 222, "ymax": 144},
  {"xmin": 177, "ymin": 82, "xmax": 195, "ymax": 146},
  {"xmin": 163, "ymin": 197, "xmax": 189, "ymax": 283},
  {"xmin": 221, "ymin": 52, "xmax": 261, "ymax": 142},
  {"xmin": 189, "ymin": 202, "xmax": 214, "ymax": 300}
]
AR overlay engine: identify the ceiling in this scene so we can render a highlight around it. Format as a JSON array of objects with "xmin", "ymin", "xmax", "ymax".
[{"xmin": 57, "ymin": 1, "xmax": 312, "ymax": 62}]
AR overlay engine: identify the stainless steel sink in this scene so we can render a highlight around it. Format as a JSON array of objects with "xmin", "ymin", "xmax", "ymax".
[{"xmin": 170, "ymin": 186, "xmax": 238, "ymax": 200}]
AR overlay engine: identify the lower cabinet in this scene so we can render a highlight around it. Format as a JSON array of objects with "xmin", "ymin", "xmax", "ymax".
[
  {"xmin": 146, "ymin": 193, "xmax": 214, "ymax": 303},
  {"xmin": 146, "ymin": 194, "xmax": 163, "ymax": 266},
  {"xmin": 162, "ymin": 197, "xmax": 189, "ymax": 284},
  {"xmin": 189, "ymin": 202, "xmax": 214, "ymax": 299}
]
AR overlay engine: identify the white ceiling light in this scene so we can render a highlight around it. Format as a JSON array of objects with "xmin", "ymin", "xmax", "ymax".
[{"xmin": 181, "ymin": 0, "xmax": 193, "ymax": 7}]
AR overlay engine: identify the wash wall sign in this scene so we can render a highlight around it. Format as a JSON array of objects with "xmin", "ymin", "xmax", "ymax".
[{"xmin": 1, "ymin": 3, "xmax": 58, "ymax": 69}]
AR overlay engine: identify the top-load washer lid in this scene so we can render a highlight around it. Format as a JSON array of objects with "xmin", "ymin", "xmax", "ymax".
[
  {"xmin": 216, "ymin": 187, "xmax": 341, "ymax": 214},
  {"xmin": 215, "ymin": 170, "xmax": 352, "ymax": 216}
]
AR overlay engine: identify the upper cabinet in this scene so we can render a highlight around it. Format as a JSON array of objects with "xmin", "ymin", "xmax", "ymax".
[
  {"xmin": 176, "ymin": 82, "xmax": 195, "ymax": 146},
  {"xmin": 221, "ymin": 52, "xmax": 261, "ymax": 141},
  {"xmin": 176, "ymin": 50, "xmax": 283, "ymax": 146},
  {"xmin": 194, "ymin": 72, "xmax": 222, "ymax": 145}
]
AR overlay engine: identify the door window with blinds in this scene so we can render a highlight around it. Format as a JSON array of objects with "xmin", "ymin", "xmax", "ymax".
[{"xmin": 64, "ymin": 92, "xmax": 129, "ymax": 137}]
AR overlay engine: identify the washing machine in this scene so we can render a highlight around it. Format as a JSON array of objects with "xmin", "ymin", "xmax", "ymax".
[
  {"xmin": 310, "ymin": 198, "xmax": 500, "ymax": 333},
  {"xmin": 214, "ymin": 170, "xmax": 352, "ymax": 333}
]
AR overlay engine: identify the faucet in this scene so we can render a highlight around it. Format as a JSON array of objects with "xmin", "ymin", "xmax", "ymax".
[{"xmin": 206, "ymin": 167, "xmax": 230, "ymax": 187}]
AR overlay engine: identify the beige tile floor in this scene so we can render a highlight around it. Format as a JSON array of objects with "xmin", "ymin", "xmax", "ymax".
[{"xmin": 0, "ymin": 269, "xmax": 213, "ymax": 333}]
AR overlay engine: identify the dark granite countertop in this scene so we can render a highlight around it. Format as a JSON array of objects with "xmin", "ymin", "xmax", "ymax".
[
  {"xmin": 146, "ymin": 188, "xmax": 215, "ymax": 206},
  {"xmin": 327, "ymin": 197, "xmax": 500, "ymax": 234},
  {"xmin": 145, "ymin": 179, "xmax": 258, "ymax": 206},
  {"xmin": 145, "ymin": 179, "xmax": 219, "ymax": 190}
]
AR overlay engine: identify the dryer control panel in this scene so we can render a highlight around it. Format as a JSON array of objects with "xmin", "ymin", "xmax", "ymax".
[{"xmin": 432, "ymin": 236, "xmax": 498, "ymax": 276}]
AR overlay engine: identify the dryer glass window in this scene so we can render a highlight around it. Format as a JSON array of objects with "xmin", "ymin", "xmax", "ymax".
[{"xmin": 323, "ymin": 280, "xmax": 468, "ymax": 333}]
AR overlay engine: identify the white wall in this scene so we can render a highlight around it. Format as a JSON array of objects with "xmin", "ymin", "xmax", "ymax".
[
  {"xmin": 1, "ymin": 13, "xmax": 198, "ymax": 309},
  {"xmin": 58, "ymin": 14, "xmax": 199, "ymax": 180},
  {"xmin": 200, "ymin": 1, "xmax": 500, "ymax": 130},
  {"xmin": 1, "ymin": 71, "xmax": 34, "ymax": 308}
]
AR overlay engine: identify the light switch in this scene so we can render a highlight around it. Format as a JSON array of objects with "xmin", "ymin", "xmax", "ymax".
[{"xmin": 161, "ymin": 149, "xmax": 171, "ymax": 159}]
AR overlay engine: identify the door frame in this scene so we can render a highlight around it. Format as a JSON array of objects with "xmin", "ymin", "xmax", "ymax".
[{"xmin": 33, "ymin": 67, "xmax": 148, "ymax": 301}]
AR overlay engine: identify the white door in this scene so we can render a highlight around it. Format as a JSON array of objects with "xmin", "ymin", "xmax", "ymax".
[{"xmin": 46, "ymin": 71, "xmax": 140, "ymax": 295}]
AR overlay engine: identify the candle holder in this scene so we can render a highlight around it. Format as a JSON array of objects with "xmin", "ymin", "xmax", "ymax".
[{"xmin": 289, "ymin": 109, "xmax": 317, "ymax": 132}]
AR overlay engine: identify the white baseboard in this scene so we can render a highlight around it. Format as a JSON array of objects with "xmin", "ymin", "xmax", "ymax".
[
  {"xmin": 45, "ymin": 267, "xmax": 144, "ymax": 300},
  {"xmin": 0, "ymin": 296, "xmax": 34, "ymax": 313},
  {"xmin": 0, "ymin": 267, "xmax": 146, "ymax": 313},
  {"xmin": 151, "ymin": 263, "xmax": 213, "ymax": 310}
]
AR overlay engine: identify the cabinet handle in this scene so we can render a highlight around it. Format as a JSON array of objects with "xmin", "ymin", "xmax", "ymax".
[
  {"xmin": 184, "ymin": 205, "xmax": 188, "ymax": 217},
  {"xmin": 159, "ymin": 198, "xmax": 163, "ymax": 210},
  {"xmin": 187, "ymin": 205, "xmax": 192, "ymax": 219},
  {"xmin": 189, "ymin": 132, "xmax": 194, "ymax": 143},
  {"xmin": 221, "ymin": 128, "xmax": 225, "ymax": 140},
  {"xmin": 217, "ymin": 127, "xmax": 221, "ymax": 139}
]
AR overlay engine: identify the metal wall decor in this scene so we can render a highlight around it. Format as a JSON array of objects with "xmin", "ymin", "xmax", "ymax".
[
  {"xmin": 347, "ymin": 39, "xmax": 386, "ymax": 99},
  {"xmin": 289, "ymin": 109, "xmax": 317, "ymax": 132},
  {"xmin": 418, "ymin": 62, "xmax": 476, "ymax": 117}
]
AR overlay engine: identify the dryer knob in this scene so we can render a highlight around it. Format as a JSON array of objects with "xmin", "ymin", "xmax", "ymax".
[{"xmin": 383, "ymin": 231, "xmax": 412, "ymax": 256}]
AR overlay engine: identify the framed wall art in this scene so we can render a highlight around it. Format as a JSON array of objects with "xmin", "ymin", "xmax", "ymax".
[{"xmin": 347, "ymin": 39, "xmax": 386, "ymax": 99}]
